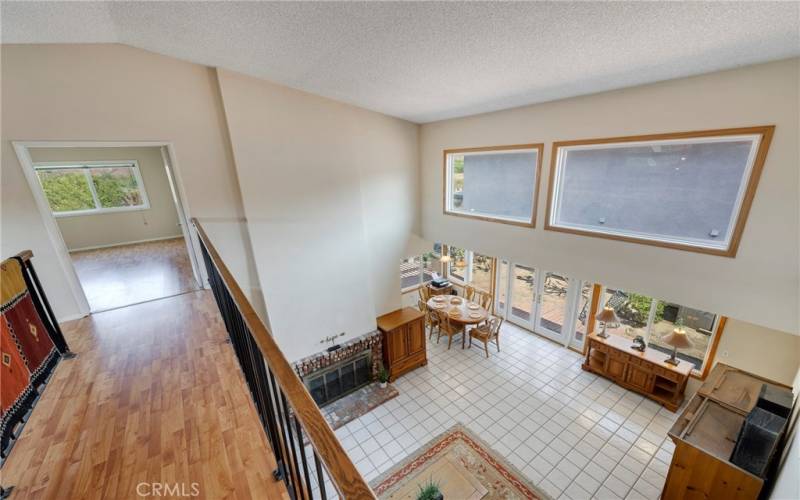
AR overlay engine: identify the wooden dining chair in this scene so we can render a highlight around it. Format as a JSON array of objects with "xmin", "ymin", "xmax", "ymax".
[
  {"xmin": 419, "ymin": 300, "xmax": 440, "ymax": 338},
  {"xmin": 463, "ymin": 285, "xmax": 476, "ymax": 301},
  {"xmin": 469, "ymin": 315, "xmax": 503, "ymax": 358},
  {"xmin": 475, "ymin": 291, "xmax": 493, "ymax": 312},
  {"xmin": 435, "ymin": 310, "xmax": 465, "ymax": 350},
  {"xmin": 418, "ymin": 285, "xmax": 431, "ymax": 302}
]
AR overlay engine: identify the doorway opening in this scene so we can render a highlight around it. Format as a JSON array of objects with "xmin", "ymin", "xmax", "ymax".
[{"xmin": 15, "ymin": 143, "xmax": 202, "ymax": 313}]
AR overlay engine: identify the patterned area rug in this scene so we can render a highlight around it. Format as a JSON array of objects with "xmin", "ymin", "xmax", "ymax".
[{"xmin": 371, "ymin": 424, "xmax": 550, "ymax": 499}]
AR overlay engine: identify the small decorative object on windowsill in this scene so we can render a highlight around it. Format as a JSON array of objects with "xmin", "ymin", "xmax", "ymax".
[
  {"xmin": 662, "ymin": 321, "xmax": 693, "ymax": 366},
  {"xmin": 595, "ymin": 306, "xmax": 620, "ymax": 339},
  {"xmin": 416, "ymin": 478, "xmax": 443, "ymax": 500},
  {"xmin": 378, "ymin": 364, "xmax": 390, "ymax": 389},
  {"xmin": 631, "ymin": 335, "xmax": 647, "ymax": 352}
]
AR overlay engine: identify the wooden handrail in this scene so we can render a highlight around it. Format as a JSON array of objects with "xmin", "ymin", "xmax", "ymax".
[
  {"xmin": 13, "ymin": 250, "xmax": 33, "ymax": 262},
  {"xmin": 192, "ymin": 218, "xmax": 375, "ymax": 499}
]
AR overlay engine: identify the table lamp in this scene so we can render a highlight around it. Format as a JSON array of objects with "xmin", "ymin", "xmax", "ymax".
[
  {"xmin": 662, "ymin": 325, "xmax": 693, "ymax": 366},
  {"xmin": 595, "ymin": 306, "xmax": 620, "ymax": 339}
]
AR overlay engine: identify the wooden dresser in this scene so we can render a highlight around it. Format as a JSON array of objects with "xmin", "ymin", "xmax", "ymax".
[
  {"xmin": 377, "ymin": 308, "xmax": 426, "ymax": 382},
  {"xmin": 662, "ymin": 364, "xmax": 791, "ymax": 500},
  {"xmin": 582, "ymin": 334, "xmax": 692, "ymax": 411}
]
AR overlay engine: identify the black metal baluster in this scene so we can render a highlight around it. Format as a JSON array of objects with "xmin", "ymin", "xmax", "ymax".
[
  {"xmin": 281, "ymin": 391, "xmax": 306, "ymax": 500},
  {"xmin": 313, "ymin": 452, "xmax": 328, "ymax": 500},
  {"xmin": 269, "ymin": 372, "xmax": 303, "ymax": 499},
  {"xmin": 294, "ymin": 418, "xmax": 313, "ymax": 499}
]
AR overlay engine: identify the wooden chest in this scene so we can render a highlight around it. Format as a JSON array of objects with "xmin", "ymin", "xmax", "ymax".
[{"xmin": 376, "ymin": 308, "xmax": 427, "ymax": 382}]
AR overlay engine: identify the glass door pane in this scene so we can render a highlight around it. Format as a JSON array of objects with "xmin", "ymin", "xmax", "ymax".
[
  {"xmin": 495, "ymin": 260, "xmax": 509, "ymax": 315},
  {"xmin": 535, "ymin": 271, "xmax": 570, "ymax": 342},
  {"xmin": 570, "ymin": 282, "xmax": 593, "ymax": 349},
  {"xmin": 509, "ymin": 264, "xmax": 536, "ymax": 327}
]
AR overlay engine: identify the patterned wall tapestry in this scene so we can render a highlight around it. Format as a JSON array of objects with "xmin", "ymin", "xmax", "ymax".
[{"xmin": 0, "ymin": 258, "xmax": 61, "ymax": 460}]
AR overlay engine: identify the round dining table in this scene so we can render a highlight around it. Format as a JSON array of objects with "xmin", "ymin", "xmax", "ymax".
[{"xmin": 426, "ymin": 295, "xmax": 489, "ymax": 348}]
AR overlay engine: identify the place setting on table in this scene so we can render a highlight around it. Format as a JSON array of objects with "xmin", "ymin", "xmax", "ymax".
[{"xmin": 426, "ymin": 294, "xmax": 488, "ymax": 329}]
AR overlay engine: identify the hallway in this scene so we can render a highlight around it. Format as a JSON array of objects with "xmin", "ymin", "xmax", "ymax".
[{"xmin": 1, "ymin": 290, "xmax": 287, "ymax": 499}]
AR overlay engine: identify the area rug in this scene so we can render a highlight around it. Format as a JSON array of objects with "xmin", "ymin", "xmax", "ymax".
[
  {"xmin": 323, "ymin": 382, "xmax": 399, "ymax": 430},
  {"xmin": 371, "ymin": 424, "xmax": 550, "ymax": 500}
]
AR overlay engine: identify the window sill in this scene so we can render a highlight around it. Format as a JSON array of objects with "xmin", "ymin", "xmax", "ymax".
[
  {"xmin": 53, "ymin": 204, "xmax": 151, "ymax": 218},
  {"xmin": 444, "ymin": 209, "xmax": 535, "ymax": 228}
]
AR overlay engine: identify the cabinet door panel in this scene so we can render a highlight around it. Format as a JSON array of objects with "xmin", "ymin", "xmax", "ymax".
[
  {"xmin": 387, "ymin": 327, "xmax": 408, "ymax": 360},
  {"xmin": 406, "ymin": 320, "xmax": 425, "ymax": 355},
  {"xmin": 626, "ymin": 365, "xmax": 654, "ymax": 392},
  {"xmin": 606, "ymin": 357, "xmax": 626, "ymax": 381}
]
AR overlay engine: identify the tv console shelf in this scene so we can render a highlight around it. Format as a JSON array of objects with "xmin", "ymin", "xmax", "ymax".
[{"xmin": 582, "ymin": 334, "xmax": 693, "ymax": 411}]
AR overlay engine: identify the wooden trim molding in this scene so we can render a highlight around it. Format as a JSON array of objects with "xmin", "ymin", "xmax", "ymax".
[
  {"xmin": 695, "ymin": 316, "xmax": 728, "ymax": 381},
  {"xmin": 544, "ymin": 126, "xmax": 775, "ymax": 257},
  {"xmin": 442, "ymin": 143, "xmax": 544, "ymax": 228},
  {"xmin": 583, "ymin": 284, "xmax": 603, "ymax": 355}
]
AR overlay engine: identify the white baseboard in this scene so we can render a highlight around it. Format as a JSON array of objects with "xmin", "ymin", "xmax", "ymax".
[
  {"xmin": 57, "ymin": 312, "xmax": 88, "ymax": 324},
  {"xmin": 68, "ymin": 234, "xmax": 184, "ymax": 253}
]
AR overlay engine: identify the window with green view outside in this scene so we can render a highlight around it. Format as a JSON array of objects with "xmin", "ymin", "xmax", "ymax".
[{"xmin": 35, "ymin": 163, "xmax": 149, "ymax": 216}]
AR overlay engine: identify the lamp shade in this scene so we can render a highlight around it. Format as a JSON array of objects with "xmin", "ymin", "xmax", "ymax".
[
  {"xmin": 595, "ymin": 306, "xmax": 620, "ymax": 325},
  {"xmin": 440, "ymin": 255, "xmax": 452, "ymax": 263},
  {"xmin": 662, "ymin": 327, "xmax": 693, "ymax": 349}
]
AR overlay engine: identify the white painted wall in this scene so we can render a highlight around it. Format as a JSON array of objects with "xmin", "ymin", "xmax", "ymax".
[
  {"xmin": 420, "ymin": 58, "xmax": 799, "ymax": 336},
  {"xmin": 28, "ymin": 146, "xmax": 182, "ymax": 251},
  {"xmin": 1, "ymin": 44, "xmax": 261, "ymax": 320},
  {"xmin": 216, "ymin": 68, "xmax": 419, "ymax": 361}
]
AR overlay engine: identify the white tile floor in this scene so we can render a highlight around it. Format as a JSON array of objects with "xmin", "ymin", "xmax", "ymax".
[{"xmin": 310, "ymin": 322, "xmax": 680, "ymax": 499}]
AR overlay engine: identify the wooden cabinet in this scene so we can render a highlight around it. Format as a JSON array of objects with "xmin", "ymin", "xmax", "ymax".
[
  {"xmin": 582, "ymin": 334, "xmax": 691, "ymax": 412},
  {"xmin": 662, "ymin": 364, "xmax": 791, "ymax": 500},
  {"xmin": 377, "ymin": 308, "xmax": 427, "ymax": 382}
]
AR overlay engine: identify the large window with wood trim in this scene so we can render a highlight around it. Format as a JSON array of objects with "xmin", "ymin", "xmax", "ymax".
[
  {"xmin": 446, "ymin": 247, "xmax": 494, "ymax": 294},
  {"xmin": 400, "ymin": 244, "xmax": 441, "ymax": 291},
  {"xmin": 35, "ymin": 161, "xmax": 150, "ymax": 217},
  {"xmin": 546, "ymin": 127, "xmax": 774, "ymax": 256},
  {"xmin": 444, "ymin": 144, "xmax": 543, "ymax": 226},
  {"xmin": 595, "ymin": 287, "xmax": 722, "ymax": 375}
]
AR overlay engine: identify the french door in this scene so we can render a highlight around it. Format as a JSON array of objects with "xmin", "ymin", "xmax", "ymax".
[{"xmin": 495, "ymin": 260, "xmax": 590, "ymax": 348}]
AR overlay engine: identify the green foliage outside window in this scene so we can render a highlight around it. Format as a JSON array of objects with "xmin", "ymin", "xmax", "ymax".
[
  {"xmin": 91, "ymin": 169, "xmax": 142, "ymax": 207},
  {"xmin": 37, "ymin": 171, "xmax": 95, "ymax": 212},
  {"xmin": 625, "ymin": 293, "xmax": 664, "ymax": 326},
  {"xmin": 37, "ymin": 166, "xmax": 144, "ymax": 214}
]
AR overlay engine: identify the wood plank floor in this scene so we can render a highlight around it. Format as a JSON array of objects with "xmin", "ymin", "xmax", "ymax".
[
  {"xmin": 71, "ymin": 237, "xmax": 198, "ymax": 312},
  {"xmin": 1, "ymin": 290, "xmax": 289, "ymax": 500}
]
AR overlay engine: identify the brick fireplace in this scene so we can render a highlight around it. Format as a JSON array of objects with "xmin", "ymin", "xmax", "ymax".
[{"xmin": 294, "ymin": 330, "xmax": 383, "ymax": 406}]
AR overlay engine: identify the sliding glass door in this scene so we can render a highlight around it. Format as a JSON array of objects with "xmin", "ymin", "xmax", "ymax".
[
  {"xmin": 535, "ymin": 272, "xmax": 571, "ymax": 342},
  {"xmin": 496, "ymin": 261, "xmax": 592, "ymax": 347}
]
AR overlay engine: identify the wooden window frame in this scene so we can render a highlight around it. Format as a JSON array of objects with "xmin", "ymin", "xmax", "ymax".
[
  {"xmin": 544, "ymin": 126, "xmax": 775, "ymax": 257},
  {"xmin": 443, "ymin": 143, "xmax": 544, "ymax": 228}
]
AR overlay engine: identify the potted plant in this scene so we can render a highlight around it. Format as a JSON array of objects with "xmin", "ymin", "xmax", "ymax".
[
  {"xmin": 416, "ymin": 478, "xmax": 442, "ymax": 500},
  {"xmin": 378, "ymin": 364, "xmax": 389, "ymax": 388}
]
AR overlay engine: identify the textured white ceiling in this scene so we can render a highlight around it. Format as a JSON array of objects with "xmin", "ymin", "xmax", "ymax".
[{"xmin": 3, "ymin": 1, "xmax": 799, "ymax": 123}]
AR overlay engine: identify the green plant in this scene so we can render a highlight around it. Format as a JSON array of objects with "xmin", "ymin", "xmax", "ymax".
[
  {"xmin": 416, "ymin": 478, "xmax": 441, "ymax": 500},
  {"xmin": 378, "ymin": 365, "xmax": 389, "ymax": 384}
]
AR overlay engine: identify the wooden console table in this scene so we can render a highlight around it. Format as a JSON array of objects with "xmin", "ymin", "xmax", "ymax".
[
  {"xmin": 662, "ymin": 364, "xmax": 791, "ymax": 499},
  {"xmin": 377, "ymin": 308, "xmax": 426, "ymax": 382},
  {"xmin": 582, "ymin": 334, "xmax": 692, "ymax": 411}
]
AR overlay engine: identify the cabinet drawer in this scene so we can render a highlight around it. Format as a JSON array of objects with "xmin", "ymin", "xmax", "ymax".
[
  {"xmin": 609, "ymin": 348, "xmax": 629, "ymax": 361},
  {"xmin": 592, "ymin": 341, "xmax": 609, "ymax": 354},
  {"xmin": 654, "ymin": 366, "xmax": 681, "ymax": 382}
]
